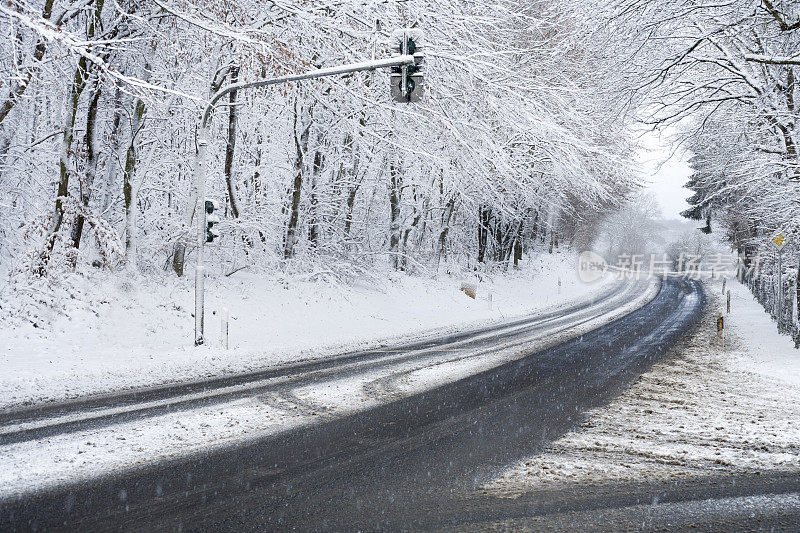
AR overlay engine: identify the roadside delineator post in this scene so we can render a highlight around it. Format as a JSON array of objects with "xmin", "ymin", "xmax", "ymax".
[
  {"xmin": 221, "ymin": 307, "xmax": 229, "ymax": 350},
  {"xmin": 727, "ymin": 290, "xmax": 731, "ymax": 314},
  {"xmin": 716, "ymin": 308, "xmax": 725, "ymax": 348},
  {"xmin": 722, "ymin": 277, "xmax": 726, "ymax": 295}
]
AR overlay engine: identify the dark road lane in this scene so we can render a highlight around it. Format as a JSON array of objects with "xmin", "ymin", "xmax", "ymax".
[
  {"xmin": 1, "ymin": 279, "xmax": 636, "ymax": 446},
  {"xmin": 1, "ymin": 277, "xmax": 705, "ymax": 531}
]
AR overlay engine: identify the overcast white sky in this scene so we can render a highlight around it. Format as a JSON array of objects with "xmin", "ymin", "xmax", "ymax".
[{"xmin": 637, "ymin": 129, "xmax": 693, "ymax": 220}]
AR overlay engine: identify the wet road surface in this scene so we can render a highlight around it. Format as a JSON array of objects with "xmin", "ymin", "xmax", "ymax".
[{"xmin": 6, "ymin": 277, "xmax": 787, "ymax": 531}]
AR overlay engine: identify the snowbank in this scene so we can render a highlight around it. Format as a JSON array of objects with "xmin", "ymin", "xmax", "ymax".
[
  {"xmin": 0, "ymin": 252, "xmax": 610, "ymax": 409},
  {"xmin": 724, "ymin": 280, "xmax": 800, "ymax": 386}
]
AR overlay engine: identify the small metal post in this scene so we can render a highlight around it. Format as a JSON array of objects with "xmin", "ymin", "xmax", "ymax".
[
  {"xmin": 221, "ymin": 307, "xmax": 229, "ymax": 350},
  {"xmin": 777, "ymin": 249, "xmax": 783, "ymax": 328},
  {"xmin": 722, "ymin": 277, "xmax": 726, "ymax": 295},
  {"xmin": 727, "ymin": 290, "xmax": 731, "ymax": 314}
]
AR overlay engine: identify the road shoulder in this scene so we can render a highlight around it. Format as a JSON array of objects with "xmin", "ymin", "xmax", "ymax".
[{"xmin": 481, "ymin": 277, "xmax": 800, "ymax": 500}]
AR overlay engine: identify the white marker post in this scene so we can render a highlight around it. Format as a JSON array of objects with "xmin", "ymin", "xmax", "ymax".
[{"xmin": 221, "ymin": 307, "xmax": 229, "ymax": 350}]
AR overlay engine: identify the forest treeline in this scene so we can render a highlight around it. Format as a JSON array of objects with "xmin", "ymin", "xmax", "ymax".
[
  {"xmin": 0, "ymin": 0, "xmax": 639, "ymax": 283},
  {"xmin": 587, "ymin": 0, "xmax": 799, "ymax": 342}
]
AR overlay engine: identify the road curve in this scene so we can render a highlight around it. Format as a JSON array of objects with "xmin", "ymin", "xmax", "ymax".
[
  {"xmin": 0, "ymin": 278, "xmax": 642, "ymax": 446},
  {"xmin": 1, "ymin": 276, "xmax": 703, "ymax": 531}
]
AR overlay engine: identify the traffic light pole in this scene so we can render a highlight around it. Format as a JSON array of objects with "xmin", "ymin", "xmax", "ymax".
[{"xmin": 193, "ymin": 54, "xmax": 416, "ymax": 346}]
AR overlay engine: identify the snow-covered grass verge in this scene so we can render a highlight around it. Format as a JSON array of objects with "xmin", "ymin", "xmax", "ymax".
[
  {"xmin": 0, "ymin": 252, "xmax": 610, "ymax": 409},
  {"xmin": 483, "ymin": 276, "xmax": 800, "ymax": 498},
  {"xmin": 0, "ymin": 274, "xmax": 654, "ymax": 499}
]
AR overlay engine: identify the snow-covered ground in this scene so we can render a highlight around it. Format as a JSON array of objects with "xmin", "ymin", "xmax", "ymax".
[
  {"xmin": 483, "ymin": 276, "xmax": 800, "ymax": 498},
  {"xmin": 0, "ymin": 266, "xmax": 660, "ymax": 498},
  {"xmin": 724, "ymin": 280, "xmax": 800, "ymax": 386},
  {"xmin": 0, "ymin": 253, "xmax": 608, "ymax": 409}
]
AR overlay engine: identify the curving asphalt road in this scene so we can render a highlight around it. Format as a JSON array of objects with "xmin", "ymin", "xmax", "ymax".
[
  {"xmin": 0, "ymin": 278, "xmax": 640, "ymax": 446},
  {"xmin": 0, "ymin": 276, "xmax": 720, "ymax": 531}
]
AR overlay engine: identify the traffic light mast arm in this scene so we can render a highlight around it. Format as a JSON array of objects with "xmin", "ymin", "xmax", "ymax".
[
  {"xmin": 200, "ymin": 55, "xmax": 416, "ymax": 128},
  {"xmin": 193, "ymin": 54, "xmax": 415, "ymax": 346}
]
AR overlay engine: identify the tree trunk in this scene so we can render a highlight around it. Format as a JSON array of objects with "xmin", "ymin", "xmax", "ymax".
[
  {"xmin": 436, "ymin": 196, "xmax": 455, "ymax": 268},
  {"xmin": 71, "ymin": 77, "xmax": 102, "ymax": 248},
  {"xmin": 0, "ymin": 131, "xmax": 10, "ymax": 183},
  {"xmin": 0, "ymin": 0, "xmax": 56, "ymax": 127},
  {"xmin": 513, "ymin": 221, "xmax": 524, "ymax": 267},
  {"xmin": 493, "ymin": 215, "xmax": 504, "ymax": 262},
  {"xmin": 308, "ymin": 149, "xmax": 323, "ymax": 247},
  {"xmin": 344, "ymin": 186, "xmax": 358, "ymax": 237},
  {"xmin": 101, "ymin": 87, "xmax": 123, "ymax": 215},
  {"xmin": 224, "ymin": 65, "xmax": 241, "ymax": 218},
  {"xmin": 123, "ymin": 58, "xmax": 152, "ymax": 271},
  {"xmin": 285, "ymin": 98, "xmax": 311, "ymax": 259},
  {"xmin": 39, "ymin": 55, "xmax": 92, "ymax": 270},
  {"xmin": 388, "ymin": 161, "xmax": 402, "ymax": 270},
  {"xmin": 401, "ymin": 197, "xmax": 422, "ymax": 271},
  {"xmin": 478, "ymin": 205, "xmax": 490, "ymax": 263},
  {"xmin": 39, "ymin": 0, "xmax": 104, "ymax": 270},
  {"xmin": 343, "ymin": 127, "xmax": 362, "ymax": 239}
]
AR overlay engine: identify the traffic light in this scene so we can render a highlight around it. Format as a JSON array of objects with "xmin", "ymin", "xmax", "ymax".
[
  {"xmin": 390, "ymin": 29, "xmax": 424, "ymax": 103},
  {"xmin": 205, "ymin": 199, "xmax": 220, "ymax": 243}
]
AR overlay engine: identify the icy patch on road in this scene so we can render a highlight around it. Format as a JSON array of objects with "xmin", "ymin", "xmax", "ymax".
[{"xmin": 483, "ymin": 279, "xmax": 800, "ymax": 498}]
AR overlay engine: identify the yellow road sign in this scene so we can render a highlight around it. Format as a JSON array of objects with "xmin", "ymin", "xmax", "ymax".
[{"xmin": 771, "ymin": 232, "xmax": 788, "ymax": 250}]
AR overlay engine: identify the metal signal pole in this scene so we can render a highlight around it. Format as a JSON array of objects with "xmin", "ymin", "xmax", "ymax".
[{"xmin": 193, "ymin": 54, "xmax": 417, "ymax": 345}]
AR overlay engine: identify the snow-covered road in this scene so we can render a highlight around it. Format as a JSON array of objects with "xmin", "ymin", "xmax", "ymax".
[
  {"xmin": 1, "ymin": 255, "xmax": 604, "ymax": 409},
  {"xmin": 0, "ymin": 275, "xmax": 703, "ymax": 531},
  {"xmin": 0, "ymin": 276, "xmax": 659, "ymax": 498}
]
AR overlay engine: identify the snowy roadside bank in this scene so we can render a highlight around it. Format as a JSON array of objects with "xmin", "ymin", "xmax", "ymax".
[
  {"xmin": 0, "ymin": 253, "xmax": 610, "ymax": 409},
  {"xmin": 0, "ymin": 272, "xmax": 662, "ymax": 499},
  {"xmin": 483, "ymin": 276, "xmax": 800, "ymax": 498}
]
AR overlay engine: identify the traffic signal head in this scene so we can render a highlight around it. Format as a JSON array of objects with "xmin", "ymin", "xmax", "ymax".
[
  {"xmin": 205, "ymin": 199, "xmax": 219, "ymax": 215},
  {"xmin": 205, "ymin": 199, "xmax": 221, "ymax": 243},
  {"xmin": 390, "ymin": 29, "xmax": 424, "ymax": 103}
]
